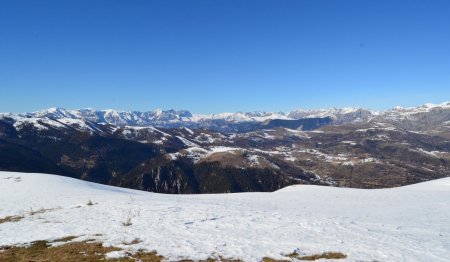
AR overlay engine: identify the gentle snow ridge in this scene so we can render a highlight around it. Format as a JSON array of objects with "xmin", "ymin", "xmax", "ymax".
[{"xmin": 0, "ymin": 171, "xmax": 449, "ymax": 261}]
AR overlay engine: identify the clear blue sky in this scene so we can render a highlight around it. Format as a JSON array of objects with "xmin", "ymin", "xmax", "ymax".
[{"xmin": 1, "ymin": 0, "xmax": 449, "ymax": 113}]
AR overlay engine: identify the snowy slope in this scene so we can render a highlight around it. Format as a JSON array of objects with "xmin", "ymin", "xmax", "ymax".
[{"xmin": 1, "ymin": 172, "xmax": 449, "ymax": 261}]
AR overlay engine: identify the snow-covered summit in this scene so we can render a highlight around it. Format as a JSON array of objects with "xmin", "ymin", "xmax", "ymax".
[
  {"xmin": 5, "ymin": 108, "xmax": 294, "ymax": 129},
  {"xmin": 1, "ymin": 101, "xmax": 449, "ymax": 132},
  {"xmin": 391, "ymin": 101, "xmax": 450, "ymax": 113},
  {"xmin": 288, "ymin": 107, "xmax": 376, "ymax": 124}
]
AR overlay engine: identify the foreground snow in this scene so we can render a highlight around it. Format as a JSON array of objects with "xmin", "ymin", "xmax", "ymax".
[{"xmin": 0, "ymin": 172, "xmax": 449, "ymax": 261}]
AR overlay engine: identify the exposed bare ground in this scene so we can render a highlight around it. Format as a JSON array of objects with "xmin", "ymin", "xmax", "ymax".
[
  {"xmin": 0, "ymin": 207, "xmax": 59, "ymax": 225},
  {"xmin": 0, "ymin": 215, "xmax": 24, "ymax": 224},
  {"xmin": 263, "ymin": 251, "xmax": 347, "ymax": 261},
  {"xmin": 0, "ymin": 238, "xmax": 346, "ymax": 262},
  {"xmin": 0, "ymin": 240, "xmax": 162, "ymax": 262}
]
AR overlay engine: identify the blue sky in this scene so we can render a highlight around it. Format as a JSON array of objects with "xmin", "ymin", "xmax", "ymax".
[{"xmin": 1, "ymin": 0, "xmax": 449, "ymax": 113}]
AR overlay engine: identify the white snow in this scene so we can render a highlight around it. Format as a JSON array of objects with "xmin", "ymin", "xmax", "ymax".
[
  {"xmin": 410, "ymin": 148, "xmax": 447, "ymax": 158},
  {"xmin": 13, "ymin": 118, "xmax": 66, "ymax": 131},
  {"xmin": 194, "ymin": 133, "xmax": 216, "ymax": 144},
  {"xmin": 168, "ymin": 146, "xmax": 243, "ymax": 163},
  {"xmin": 391, "ymin": 101, "xmax": 450, "ymax": 113},
  {"xmin": 166, "ymin": 152, "xmax": 180, "ymax": 160},
  {"xmin": 1, "ymin": 171, "xmax": 449, "ymax": 261},
  {"xmin": 176, "ymin": 136, "xmax": 199, "ymax": 147},
  {"xmin": 187, "ymin": 146, "xmax": 241, "ymax": 162},
  {"xmin": 282, "ymin": 128, "xmax": 311, "ymax": 138},
  {"xmin": 57, "ymin": 118, "xmax": 95, "ymax": 132},
  {"xmin": 208, "ymin": 146, "xmax": 241, "ymax": 154},
  {"xmin": 246, "ymin": 155, "xmax": 260, "ymax": 165},
  {"xmin": 4, "ymin": 101, "xmax": 449, "ymax": 131},
  {"xmin": 183, "ymin": 127, "xmax": 195, "ymax": 135},
  {"xmin": 122, "ymin": 126, "xmax": 172, "ymax": 137},
  {"xmin": 105, "ymin": 250, "xmax": 128, "ymax": 259},
  {"xmin": 355, "ymin": 127, "xmax": 399, "ymax": 132}
]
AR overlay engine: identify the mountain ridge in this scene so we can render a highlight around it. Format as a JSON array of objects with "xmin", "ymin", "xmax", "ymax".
[
  {"xmin": 1, "ymin": 100, "xmax": 450, "ymax": 193},
  {"xmin": 2, "ymin": 101, "xmax": 449, "ymax": 131}
]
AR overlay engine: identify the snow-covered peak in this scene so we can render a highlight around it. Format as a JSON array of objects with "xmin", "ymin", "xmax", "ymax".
[
  {"xmin": 289, "ymin": 107, "xmax": 362, "ymax": 116},
  {"xmin": 30, "ymin": 107, "xmax": 77, "ymax": 119},
  {"xmin": 23, "ymin": 108, "xmax": 293, "ymax": 127},
  {"xmin": 419, "ymin": 101, "xmax": 450, "ymax": 109},
  {"xmin": 152, "ymin": 108, "xmax": 163, "ymax": 116},
  {"xmin": 3, "ymin": 101, "xmax": 449, "ymax": 131},
  {"xmin": 391, "ymin": 101, "xmax": 450, "ymax": 112},
  {"xmin": 196, "ymin": 111, "xmax": 290, "ymax": 122},
  {"xmin": 287, "ymin": 107, "xmax": 375, "ymax": 124},
  {"xmin": 382, "ymin": 102, "xmax": 450, "ymax": 123}
]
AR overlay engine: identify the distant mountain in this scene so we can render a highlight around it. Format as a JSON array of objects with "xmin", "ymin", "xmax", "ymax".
[
  {"xmin": 288, "ymin": 107, "xmax": 376, "ymax": 124},
  {"xmin": 2, "ymin": 101, "xmax": 446, "ymax": 132},
  {"xmin": 371, "ymin": 102, "xmax": 450, "ymax": 135},
  {"xmin": 0, "ymin": 101, "xmax": 449, "ymax": 194}
]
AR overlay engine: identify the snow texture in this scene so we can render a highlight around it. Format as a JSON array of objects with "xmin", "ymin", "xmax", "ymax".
[{"xmin": 0, "ymin": 171, "xmax": 449, "ymax": 261}]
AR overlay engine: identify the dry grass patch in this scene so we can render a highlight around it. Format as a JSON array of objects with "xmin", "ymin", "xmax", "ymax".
[
  {"xmin": 179, "ymin": 257, "xmax": 242, "ymax": 262},
  {"xmin": 53, "ymin": 235, "xmax": 79, "ymax": 243},
  {"xmin": 0, "ymin": 215, "xmax": 24, "ymax": 224},
  {"xmin": 0, "ymin": 240, "xmax": 122, "ymax": 262},
  {"xmin": 263, "ymin": 252, "xmax": 347, "ymax": 261},
  {"xmin": 262, "ymin": 258, "xmax": 290, "ymax": 262},
  {"xmin": 122, "ymin": 250, "xmax": 164, "ymax": 262},
  {"xmin": 0, "ymin": 240, "xmax": 244, "ymax": 262},
  {"xmin": 122, "ymin": 213, "xmax": 133, "ymax": 227},
  {"xmin": 0, "ymin": 207, "xmax": 61, "ymax": 225},
  {"xmin": 0, "ymin": 237, "xmax": 344, "ymax": 262},
  {"xmin": 29, "ymin": 207, "xmax": 58, "ymax": 216},
  {"xmin": 122, "ymin": 238, "xmax": 142, "ymax": 245},
  {"xmin": 296, "ymin": 252, "xmax": 347, "ymax": 260},
  {"xmin": 0, "ymin": 240, "xmax": 136, "ymax": 262},
  {"xmin": 122, "ymin": 219, "xmax": 133, "ymax": 227},
  {"xmin": 0, "ymin": 239, "xmax": 164, "ymax": 262}
]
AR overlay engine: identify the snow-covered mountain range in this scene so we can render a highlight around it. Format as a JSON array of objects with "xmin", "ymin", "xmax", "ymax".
[
  {"xmin": 1, "ymin": 101, "xmax": 450, "ymax": 132},
  {"xmin": 1, "ymin": 101, "xmax": 450, "ymax": 194}
]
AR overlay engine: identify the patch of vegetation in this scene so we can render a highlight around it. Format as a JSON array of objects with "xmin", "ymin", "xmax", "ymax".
[
  {"xmin": 0, "ymin": 215, "xmax": 24, "ymax": 224},
  {"xmin": 121, "ymin": 211, "xmax": 133, "ymax": 226},
  {"xmin": 122, "ymin": 238, "xmax": 142, "ymax": 245},
  {"xmin": 296, "ymin": 252, "xmax": 347, "ymax": 260},
  {"xmin": 179, "ymin": 257, "xmax": 242, "ymax": 262},
  {"xmin": 120, "ymin": 250, "xmax": 164, "ymax": 262},
  {"xmin": 0, "ymin": 207, "xmax": 62, "ymax": 225},
  {"xmin": 263, "ymin": 252, "xmax": 347, "ymax": 261},
  {"xmin": 0, "ymin": 239, "xmax": 245, "ymax": 262},
  {"xmin": 0, "ymin": 240, "xmax": 121, "ymax": 262},
  {"xmin": 0, "ymin": 239, "xmax": 165, "ymax": 262},
  {"xmin": 0, "ymin": 236, "xmax": 345, "ymax": 262},
  {"xmin": 122, "ymin": 217, "xmax": 133, "ymax": 227},
  {"xmin": 29, "ymin": 207, "xmax": 57, "ymax": 216},
  {"xmin": 262, "ymin": 258, "xmax": 290, "ymax": 262},
  {"xmin": 53, "ymin": 236, "xmax": 79, "ymax": 243}
]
